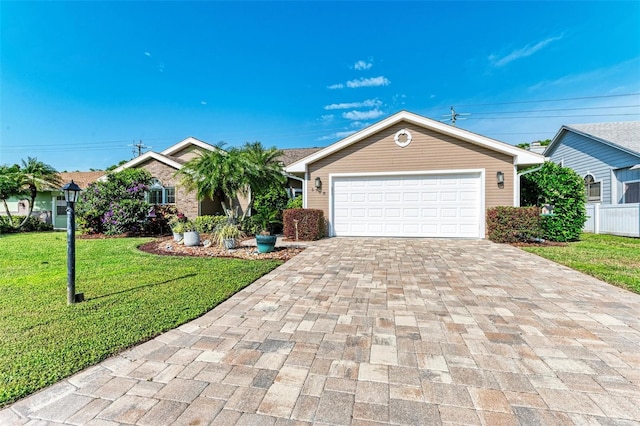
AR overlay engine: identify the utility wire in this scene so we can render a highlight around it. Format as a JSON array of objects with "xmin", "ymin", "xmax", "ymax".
[
  {"xmin": 455, "ymin": 92, "xmax": 640, "ymax": 107},
  {"xmin": 469, "ymin": 104, "xmax": 640, "ymax": 115},
  {"xmin": 467, "ymin": 112, "xmax": 640, "ymax": 120}
]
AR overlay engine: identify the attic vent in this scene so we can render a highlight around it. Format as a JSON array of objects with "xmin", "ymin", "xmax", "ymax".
[{"xmin": 394, "ymin": 129, "xmax": 412, "ymax": 148}]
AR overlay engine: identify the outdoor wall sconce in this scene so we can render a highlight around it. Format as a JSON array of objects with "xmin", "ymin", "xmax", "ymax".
[
  {"xmin": 315, "ymin": 177, "xmax": 322, "ymax": 190},
  {"xmin": 61, "ymin": 180, "xmax": 83, "ymax": 305},
  {"xmin": 496, "ymin": 171, "xmax": 505, "ymax": 185}
]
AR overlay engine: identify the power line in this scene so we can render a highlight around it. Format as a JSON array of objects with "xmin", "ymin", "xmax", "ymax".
[
  {"xmin": 455, "ymin": 92, "xmax": 640, "ymax": 107},
  {"xmin": 469, "ymin": 104, "xmax": 640, "ymax": 115},
  {"xmin": 467, "ymin": 112, "xmax": 640, "ymax": 120}
]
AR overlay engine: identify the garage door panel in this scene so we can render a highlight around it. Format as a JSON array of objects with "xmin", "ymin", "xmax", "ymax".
[
  {"xmin": 403, "ymin": 192, "xmax": 419, "ymax": 202},
  {"xmin": 351, "ymin": 193, "xmax": 366, "ymax": 202},
  {"xmin": 333, "ymin": 173, "xmax": 482, "ymax": 238}
]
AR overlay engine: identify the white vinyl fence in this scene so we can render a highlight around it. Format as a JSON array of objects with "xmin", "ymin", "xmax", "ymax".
[{"xmin": 584, "ymin": 203, "xmax": 640, "ymax": 237}]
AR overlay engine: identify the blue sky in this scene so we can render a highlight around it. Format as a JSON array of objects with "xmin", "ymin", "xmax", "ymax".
[{"xmin": 1, "ymin": 1, "xmax": 639, "ymax": 172}]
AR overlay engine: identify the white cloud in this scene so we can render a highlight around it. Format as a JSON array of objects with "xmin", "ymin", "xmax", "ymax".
[
  {"xmin": 324, "ymin": 99, "xmax": 382, "ymax": 110},
  {"xmin": 320, "ymin": 114, "xmax": 335, "ymax": 122},
  {"xmin": 342, "ymin": 108, "xmax": 385, "ymax": 120},
  {"xmin": 201, "ymin": 101, "xmax": 207, "ymax": 105},
  {"xmin": 327, "ymin": 83, "xmax": 344, "ymax": 90},
  {"xmin": 354, "ymin": 60, "xmax": 372, "ymax": 70},
  {"xmin": 350, "ymin": 121, "xmax": 368, "ymax": 128},
  {"xmin": 490, "ymin": 35, "xmax": 563, "ymax": 67},
  {"xmin": 317, "ymin": 130, "xmax": 358, "ymax": 141},
  {"xmin": 144, "ymin": 52, "xmax": 151, "ymax": 57},
  {"xmin": 346, "ymin": 76, "xmax": 390, "ymax": 88}
]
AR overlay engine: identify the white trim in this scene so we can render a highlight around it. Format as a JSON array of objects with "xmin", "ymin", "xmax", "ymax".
[
  {"xmin": 513, "ymin": 164, "xmax": 520, "ymax": 207},
  {"xmin": 394, "ymin": 129, "xmax": 412, "ymax": 148},
  {"xmin": 160, "ymin": 137, "xmax": 219, "ymax": 156},
  {"xmin": 286, "ymin": 111, "xmax": 544, "ymax": 173},
  {"xmin": 328, "ymin": 168, "xmax": 485, "ymax": 238},
  {"xmin": 303, "ymin": 171, "xmax": 309, "ymax": 208},
  {"xmin": 584, "ymin": 173, "xmax": 602, "ymax": 203},
  {"xmin": 100, "ymin": 152, "xmax": 184, "ymax": 180},
  {"xmin": 611, "ymin": 169, "xmax": 617, "ymax": 204}
]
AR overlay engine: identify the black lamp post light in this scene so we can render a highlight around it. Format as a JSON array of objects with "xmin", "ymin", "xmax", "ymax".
[{"xmin": 61, "ymin": 180, "xmax": 83, "ymax": 304}]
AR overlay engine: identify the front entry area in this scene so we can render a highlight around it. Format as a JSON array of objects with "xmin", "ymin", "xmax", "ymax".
[{"xmin": 332, "ymin": 172, "xmax": 483, "ymax": 238}]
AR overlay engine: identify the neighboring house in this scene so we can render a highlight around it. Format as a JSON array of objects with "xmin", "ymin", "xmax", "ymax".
[
  {"xmin": 286, "ymin": 110, "xmax": 545, "ymax": 238},
  {"xmin": 105, "ymin": 137, "xmax": 315, "ymax": 219},
  {"xmin": 544, "ymin": 122, "xmax": 640, "ymax": 205},
  {"xmin": 544, "ymin": 121, "xmax": 640, "ymax": 237},
  {"xmin": 2, "ymin": 171, "xmax": 103, "ymax": 229}
]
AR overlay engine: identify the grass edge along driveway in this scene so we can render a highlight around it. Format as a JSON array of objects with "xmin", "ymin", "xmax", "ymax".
[
  {"xmin": 0, "ymin": 232, "xmax": 282, "ymax": 407},
  {"xmin": 521, "ymin": 233, "xmax": 640, "ymax": 294}
]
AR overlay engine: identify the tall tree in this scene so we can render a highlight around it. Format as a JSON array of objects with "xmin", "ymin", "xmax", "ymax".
[
  {"xmin": 18, "ymin": 157, "xmax": 62, "ymax": 228},
  {"xmin": 241, "ymin": 141, "xmax": 285, "ymax": 219},
  {"xmin": 176, "ymin": 143, "xmax": 251, "ymax": 220}
]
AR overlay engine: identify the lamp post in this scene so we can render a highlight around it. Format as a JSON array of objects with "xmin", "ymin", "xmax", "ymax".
[{"xmin": 62, "ymin": 180, "xmax": 82, "ymax": 304}]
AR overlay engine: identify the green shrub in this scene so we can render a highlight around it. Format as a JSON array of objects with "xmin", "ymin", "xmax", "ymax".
[
  {"xmin": 194, "ymin": 215, "xmax": 227, "ymax": 234},
  {"xmin": 240, "ymin": 215, "xmax": 261, "ymax": 236},
  {"xmin": 521, "ymin": 162, "xmax": 586, "ymax": 242},
  {"xmin": 253, "ymin": 185, "xmax": 289, "ymax": 234},
  {"xmin": 486, "ymin": 206, "xmax": 542, "ymax": 243},
  {"xmin": 0, "ymin": 216, "xmax": 53, "ymax": 233},
  {"xmin": 286, "ymin": 196, "xmax": 302, "ymax": 209},
  {"xmin": 76, "ymin": 169, "xmax": 152, "ymax": 235},
  {"xmin": 283, "ymin": 209, "xmax": 324, "ymax": 241}
]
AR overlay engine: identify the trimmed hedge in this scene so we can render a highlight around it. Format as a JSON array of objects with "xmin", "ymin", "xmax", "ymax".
[
  {"xmin": 486, "ymin": 206, "xmax": 542, "ymax": 243},
  {"xmin": 283, "ymin": 209, "xmax": 324, "ymax": 241},
  {"xmin": 0, "ymin": 215, "xmax": 54, "ymax": 234}
]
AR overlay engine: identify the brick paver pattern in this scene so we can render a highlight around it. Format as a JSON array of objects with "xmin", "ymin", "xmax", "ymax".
[{"xmin": 2, "ymin": 238, "xmax": 640, "ymax": 425}]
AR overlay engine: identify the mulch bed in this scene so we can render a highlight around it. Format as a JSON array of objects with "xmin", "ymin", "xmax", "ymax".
[{"xmin": 138, "ymin": 236, "xmax": 304, "ymax": 261}]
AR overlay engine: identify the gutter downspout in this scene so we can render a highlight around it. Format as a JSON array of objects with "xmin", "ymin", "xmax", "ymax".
[{"xmin": 516, "ymin": 164, "xmax": 545, "ymax": 207}]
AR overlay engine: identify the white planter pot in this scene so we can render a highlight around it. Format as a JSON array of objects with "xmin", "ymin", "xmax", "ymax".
[
  {"xmin": 183, "ymin": 231, "xmax": 200, "ymax": 247},
  {"xmin": 172, "ymin": 232, "xmax": 183, "ymax": 242}
]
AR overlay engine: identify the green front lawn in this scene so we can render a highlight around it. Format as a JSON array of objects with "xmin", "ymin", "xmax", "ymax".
[
  {"xmin": 521, "ymin": 233, "xmax": 640, "ymax": 294},
  {"xmin": 0, "ymin": 232, "xmax": 282, "ymax": 407}
]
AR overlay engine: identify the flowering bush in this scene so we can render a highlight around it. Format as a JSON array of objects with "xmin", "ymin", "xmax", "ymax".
[{"xmin": 76, "ymin": 169, "xmax": 153, "ymax": 235}]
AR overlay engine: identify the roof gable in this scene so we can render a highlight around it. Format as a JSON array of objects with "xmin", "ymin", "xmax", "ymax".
[
  {"xmin": 286, "ymin": 111, "xmax": 544, "ymax": 173},
  {"xmin": 545, "ymin": 122, "xmax": 640, "ymax": 158},
  {"xmin": 100, "ymin": 137, "xmax": 219, "ymax": 180},
  {"xmin": 161, "ymin": 137, "xmax": 219, "ymax": 156}
]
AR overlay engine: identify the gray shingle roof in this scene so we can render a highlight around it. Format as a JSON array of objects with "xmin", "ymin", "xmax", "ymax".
[
  {"xmin": 280, "ymin": 147, "xmax": 323, "ymax": 166},
  {"xmin": 566, "ymin": 121, "xmax": 640, "ymax": 155}
]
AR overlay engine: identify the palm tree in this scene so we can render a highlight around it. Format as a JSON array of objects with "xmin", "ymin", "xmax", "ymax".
[
  {"xmin": 0, "ymin": 164, "xmax": 27, "ymax": 225},
  {"xmin": 176, "ymin": 143, "xmax": 250, "ymax": 220},
  {"xmin": 18, "ymin": 157, "xmax": 62, "ymax": 228},
  {"xmin": 240, "ymin": 141, "xmax": 285, "ymax": 220}
]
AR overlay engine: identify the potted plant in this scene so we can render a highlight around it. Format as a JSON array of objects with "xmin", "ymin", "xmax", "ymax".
[
  {"xmin": 182, "ymin": 220, "xmax": 200, "ymax": 247},
  {"xmin": 169, "ymin": 212, "xmax": 187, "ymax": 242},
  {"xmin": 212, "ymin": 223, "xmax": 244, "ymax": 249},
  {"xmin": 253, "ymin": 208, "xmax": 281, "ymax": 253},
  {"xmin": 171, "ymin": 221, "xmax": 185, "ymax": 242}
]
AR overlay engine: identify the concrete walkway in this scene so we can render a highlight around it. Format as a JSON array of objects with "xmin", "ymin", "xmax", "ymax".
[{"xmin": 2, "ymin": 238, "xmax": 640, "ymax": 425}]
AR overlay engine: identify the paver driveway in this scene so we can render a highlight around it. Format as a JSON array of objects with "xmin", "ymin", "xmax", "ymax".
[{"xmin": 2, "ymin": 238, "xmax": 640, "ymax": 425}]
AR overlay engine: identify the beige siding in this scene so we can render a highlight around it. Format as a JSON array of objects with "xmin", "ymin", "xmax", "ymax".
[
  {"xmin": 171, "ymin": 145, "xmax": 206, "ymax": 162},
  {"xmin": 307, "ymin": 122, "xmax": 515, "ymax": 220}
]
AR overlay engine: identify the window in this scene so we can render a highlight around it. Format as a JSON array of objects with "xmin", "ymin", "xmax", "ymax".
[
  {"xmin": 147, "ymin": 178, "xmax": 175, "ymax": 205},
  {"xmin": 56, "ymin": 195, "xmax": 67, "ymax": 215},
  {"xmin": 584, "ymin": 174, "xmax": 601, "ymax": 202},
  {"xmin": 623, "ymin": 181, "xmax": 640, "ymax": 204}
]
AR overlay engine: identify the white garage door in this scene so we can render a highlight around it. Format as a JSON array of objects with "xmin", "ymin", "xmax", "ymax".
[{"xmin": 332, "ymin": 173, "xmax": 482, "ymax": 238}]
